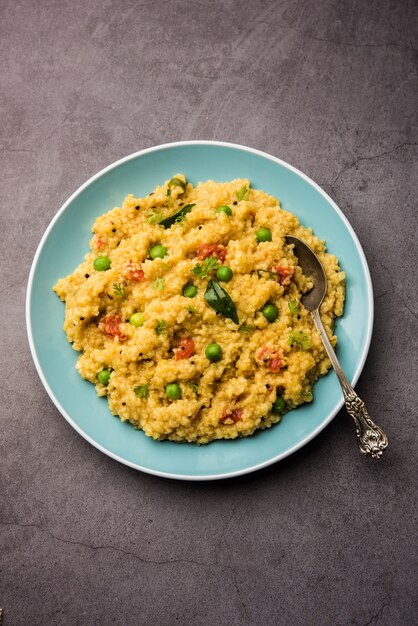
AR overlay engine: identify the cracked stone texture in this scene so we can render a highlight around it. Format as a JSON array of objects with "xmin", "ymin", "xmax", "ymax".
[{"xmin": 1, "ymin": 0, "xmax": 417, "ymax": 624}]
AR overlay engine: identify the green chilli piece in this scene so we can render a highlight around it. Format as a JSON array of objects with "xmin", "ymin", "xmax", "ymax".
[
  {"xmin": 216, "ymin": 205, "xmax": 232, "ymax": 216},
  {"xmin": 167, "ymin": 177, "xmax": 187, "ymax": 196},
  {"xmin": 166, "ymin": 383, "xmax": 181, "ymax": 400},
  {"xmin": 97, "ymin": 369, "xmax": 111, "ymax": 385},
  {"xmin": 93, "ymin": 256, "xmax": 111, "ymax": 271}
]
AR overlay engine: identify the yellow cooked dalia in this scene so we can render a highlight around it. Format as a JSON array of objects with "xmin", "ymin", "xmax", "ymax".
[{"xmin": 54, "ymin": 175, "xmax": 345, "ymax": 443}]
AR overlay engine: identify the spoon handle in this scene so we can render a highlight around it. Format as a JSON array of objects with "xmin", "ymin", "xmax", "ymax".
[{"xmin": 310, "ymin": 309, "xmax": 388, "ymax": 458}]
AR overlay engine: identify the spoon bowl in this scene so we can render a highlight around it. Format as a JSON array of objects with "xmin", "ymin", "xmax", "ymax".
[
  {"xmin": 285, "ymin": 236, "xmax": 327, "ymax": 311},
  {"xmin": 285, "ymin": 235, "xmax": 388, "ymax": 459}
]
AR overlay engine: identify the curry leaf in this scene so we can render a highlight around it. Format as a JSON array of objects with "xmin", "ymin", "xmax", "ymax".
[
  {"xmin": 204, "ymin": 279, "xmax": 239, "ymax": 325},
  {"xmin": 159, "ymin": 204, "xmax": 195, "ymax": 229}
]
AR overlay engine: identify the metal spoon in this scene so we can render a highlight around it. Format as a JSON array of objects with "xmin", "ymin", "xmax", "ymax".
[{"xmin": 285, "ymin": 235, "xmax": 388, "ymax": 459}]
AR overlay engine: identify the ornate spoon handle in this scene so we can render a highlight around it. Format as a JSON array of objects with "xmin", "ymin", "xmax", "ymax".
[
  {"xmin": 310, "ymin": 309, "xmax": 388, "ymax": 458},
  {"xmin": 343, "ymin": 389, "xmax": 388, "ymax": 458}
]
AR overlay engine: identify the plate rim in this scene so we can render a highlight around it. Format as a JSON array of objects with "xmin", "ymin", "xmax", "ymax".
[{"xmin": 26, "ymin": 140, "xmax": 374, "ymax": 480}]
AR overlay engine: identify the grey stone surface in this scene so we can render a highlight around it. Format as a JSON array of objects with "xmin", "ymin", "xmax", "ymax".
[{"xmin": 1, "ymin": 0, "xmax": 417, "ymax": 624}]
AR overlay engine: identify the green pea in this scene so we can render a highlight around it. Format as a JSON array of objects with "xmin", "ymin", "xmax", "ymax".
[
  {"xmin": 261, "ymin": 303, "xmax": 279, "ymax": 323},
  {"xmin": 149, "ymin": 244, "xmax": 167, "ymax": 259},
  {"xmin": 183, "ymin": 284, "xmax": 198, "ymax": 298},
  {"xmin": 216, "ymin": 266, "xmax": 233, "ymax": 282},
  {"xmin": 272, "ymin": 396, "xmax": 286, "ymax": 414},
  {"xmin": 256, "ymin": 228, "xmax": 272, "ymax": 243},
  {"xmin": 129, "ymin": 312, "xmax": 144, "ymax": 327},
  {"xmin": 166, "ymin": 383, "xmax": 181, "ymax": 400},
  {"xmin": 216, "ymin": 205, "xmax": 232, "ymax": 216},
  {"xmin": 205, "ymin": 342, "xmax": 222, "ymax": 362},
  {"xmin": 97, "ymin": 369, "xmax": 111, "ymax": 385},
  {"xmin": 93, "ymin": 256, "xmax": 111, "ymax": 271}
]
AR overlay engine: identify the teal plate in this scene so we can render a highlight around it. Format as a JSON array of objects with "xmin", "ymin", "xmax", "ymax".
[{"xmin": 26, "ymin": 141, "xmax": 373, "ymax": 480}]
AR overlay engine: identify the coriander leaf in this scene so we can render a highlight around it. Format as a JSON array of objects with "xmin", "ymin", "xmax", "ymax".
[
  {"xmin": 188, "ymin": 382, "xmax": 200, "ymax": 395},
  {"xmin": 236, "ymin": 185, "xmax": 249, "ymax": 201},
  {"xmin": 187, "ymin": 305, "xmax": 198, "ymax": 314},
  {"xmin": 239, "ymin": 323, "xmax": 255, "ymax": 334},
  {"xmin": 192, "ymin": 263, "xmax": 204, "ymax": 276},
  {"xmin": 167, "ymin": 177, "xmax": 187, "ymax": 197},
  {"xmin": 288, "ymin": 299, "xmax": 299, "ymax": 314},
  {"xmin": 287, "ymin": 330, "xmax": 311, "ymax": 350},
  {"xmin": 155, "ymin": 320, "xmax": 167, "ymax": 335},
  {"xmin": 134, "ymin": 383, "xmax": 149, "ymax": 399},
  {"xmin": 152, "ymin": 277, "xmax": 165, "ymax": 291},
  {"xmin": 147, "ymin": 209, "xmax": 164, "ymax": 224},
  {"xmin": 204, "ymin": 279, "xmax": 239, "ymax": 325},
  {"xmin": 301, "ymin": 388, "xmax": 313, "ymax": 400},
  {"xmin": 113, "ymin": 283, "xmax": 126, "ymax": 301},
  {"xmin": 191, "ymin": 256, "xmax": 220, "ymax": 279},
  {"xmin": 159, "ymin": 204, "xmax": 195, "ymax": 229}
]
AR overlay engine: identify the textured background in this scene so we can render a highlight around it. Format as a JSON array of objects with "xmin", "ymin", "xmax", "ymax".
[{"xmin": 1, "ymin": 1, "xmax": 417, "ymax": 625}]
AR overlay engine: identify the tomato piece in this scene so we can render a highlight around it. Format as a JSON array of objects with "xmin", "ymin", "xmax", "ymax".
[
  {"xmin": 175, "ymin": 337, "xmax": 195, "ymax": 360},
  {"xmin": 256, "ymin": 346, "xmax": 269, "ymax": 361},
  {"xmin": 128, "ymin": 264, "xmax": 145, "ymax": 281},
  {"xmin": 99, "ymin": 313, "xmax": 126, "ymax": 340},
  {"xmin": 256, "ymin": 345, "xmax": 285, "ymax": 372},
  {"xmin": 269, "ymin": 357, "xmax": 285, "ymax": 372},
  {"xmin": 93, "ymin": 235, "xmax": 107, "ymax": 251},
  {"xmin": 196, "ymin": 243, "xmax": 227, "ymax": 263},
  {"xmin": 231, "ymin": 408, "xmax": 243, "ymax": 423},
  {"xmin": 273, "ymin": 265, "xmax": 294, "ymax": 286},
  {"xmin": 220, "ymin": 407, "xmax": 243, "ymax": 424}
]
